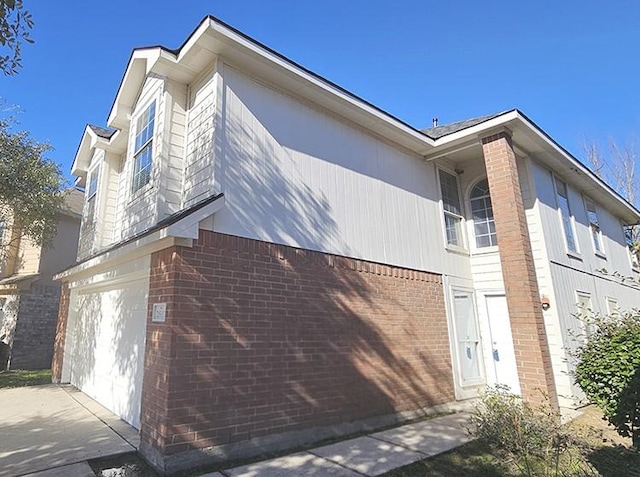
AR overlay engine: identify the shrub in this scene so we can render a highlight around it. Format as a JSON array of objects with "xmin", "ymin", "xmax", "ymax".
[
  {"xmin": 573, "ymin": 310, "xmax": 640, "ymax": 448},
  {"xmin": 468, "ymin": 385, "xmax": 571, "ymax": 476}
]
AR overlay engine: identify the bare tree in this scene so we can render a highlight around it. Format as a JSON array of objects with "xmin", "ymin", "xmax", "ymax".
[{"xmin": 584, "ymin": 137, "xmax": 640, "ymax": 253}]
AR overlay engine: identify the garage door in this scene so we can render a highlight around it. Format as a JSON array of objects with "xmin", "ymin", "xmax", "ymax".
[{"xmin": 63, "ymin": 269, "xmax": 149, "ymax": 429}]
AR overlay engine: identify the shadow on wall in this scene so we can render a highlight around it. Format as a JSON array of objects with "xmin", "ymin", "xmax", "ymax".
[
  {"xmin": 66, "ymin": 279, "xmax": 147, "ymax": 428},
  {"xmin": 144, "ymin": 230, "xmax": 455, "ymax": 461}
]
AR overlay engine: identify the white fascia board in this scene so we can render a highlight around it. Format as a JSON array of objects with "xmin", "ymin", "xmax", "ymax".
[
  {"xmin": 107, "ymin": 50, "xmax": 163, "ymax": 129},
  {"xmin": 428, "ymin": 110, "xmax": 640, "ymax": 223},
  {"xmin": 164, "ymin": 196, "xmax": 226, "ymax": 239},
  {"xmin": 514, "ymin": 112, "xmax": 640, "ymax": 223},
  {"xmin": 54, "ymin": 196, "xmax": 226, "ymax": 282},
  {"xmin": 70, "ymin": 126, "xmax": 99, "ymax": 176},
  {"xmin": 430, "ymin": 111, "xmax": 520, "ymax": 149},
  {"xmin": 207, "ymin": 18, "xmax": 435, "ymax": 151},
  {"xmin": 103, "ymin": 17, "xmax": 435, "ymax": 155},
  {"xmin": 53, "ymin": 232, "xmax": 176, "ymax": 282}
]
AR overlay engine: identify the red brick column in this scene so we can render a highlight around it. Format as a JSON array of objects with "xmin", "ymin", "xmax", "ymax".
[
  {"xmin": 51, "ymin": 282, "xmax": 70, "ymax": 382},
  {"xmin": 481, "ymin": 131, "xmax": 558, "ymax": 408}
]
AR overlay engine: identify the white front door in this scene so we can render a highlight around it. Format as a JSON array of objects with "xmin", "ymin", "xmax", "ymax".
[
  {"xmin": 485, "ymin": 294, "xmax": 521, "ymax": 395},
  {"xmin": 450, "ymin": 289, "xmax": 485, "ymax": 399}
]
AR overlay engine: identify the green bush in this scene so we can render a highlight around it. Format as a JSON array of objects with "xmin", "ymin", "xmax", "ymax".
[
  {"xmin": 573, "ymin": 310, "xmax": 640, "ymax": 448},
  {"xmin": 468, "ymin": 385, "xmax": 571, "ymax": 476}
]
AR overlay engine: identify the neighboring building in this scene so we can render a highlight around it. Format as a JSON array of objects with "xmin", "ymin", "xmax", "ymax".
[
  {"xmin": 52, "ymin": 16, "xmax": 640, "ymax": 475},
  {"xmin": 0, "ymin": 189, "xmax": 83, "ymax": 370}
]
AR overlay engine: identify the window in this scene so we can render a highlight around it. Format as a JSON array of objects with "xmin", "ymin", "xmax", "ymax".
[
  {"xmin": 132, "ymin": 101, "xmax": 156, "ymax": 193},
  {"xmin": 439, "ymin": 170, "xmax": 464, "ymax": 247},
  {"xmin": 606, "ymin": 297, "xmax": 618, "ymax": 316},
  {"xmin": 624, "ymin": 225, "xmax": 640, "ymax": 269},
  {"xmin": 555, "ymin": 177, "xmax": 577, "ymax": 253},
  {"xmin": 576, "ymin": 292, "xmax": 594, "ymax": 338},
  {"xmin": 585, "ymin": 197, "xmax": 604, "ymax": 255},
  {"xmin": 470, "ymin": 179, "xmax": 497, "ymax": 248},
  {"xmin": 87, "ymin": 162, "xmax": 101, "ymax": 200}
]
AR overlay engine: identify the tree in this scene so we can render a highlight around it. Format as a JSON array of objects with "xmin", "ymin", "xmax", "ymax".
[
  {"xmin": 0, "ymin": 117, "xmax": 65, "ymax": 259},
  {"xmin": 584, "ymin": 138, "xmax": 640, "ymax": 249},
  {"xmin": 573, "ymin": 310, "xmax": 640, "ymax": 448},
  {"xmin": 0, "ymin": 0, "xmax": 34, "ymax": 75}
]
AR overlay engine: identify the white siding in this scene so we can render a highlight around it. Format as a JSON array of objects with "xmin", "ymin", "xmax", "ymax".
[
  {"xmin": 528, "ymin": 156, "xmax": 640, "ymax": 407},
  {"xmin": 116, "ymin": 76, "xmax": 164, "ymax": 239},
  {"xmin": 158, "ymin": 79, "xmax": 188, "ymax": 218},
  {"xmin": 183, "ymin": 65, "xmax": 217, "ymax": 207},
  {"xmin": 100, "ymin": 152, "xmax": 122, "ymax": 247},
  {"xmin": 214, "ymin": 65, "xmax": 470, "ymax": 278}
]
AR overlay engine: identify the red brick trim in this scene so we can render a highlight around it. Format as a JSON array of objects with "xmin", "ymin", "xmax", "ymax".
[{"xmin": 482, "ymin": 131, "xmax": 558, "ymax": 408}]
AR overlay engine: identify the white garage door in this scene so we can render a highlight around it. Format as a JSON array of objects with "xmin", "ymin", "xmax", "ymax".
[{"xmin": 63, "ymin": 269, "xmax": 149, "ymax": 429}]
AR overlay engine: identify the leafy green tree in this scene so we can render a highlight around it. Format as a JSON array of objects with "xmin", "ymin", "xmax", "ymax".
[
  {"xmin": 574, "ymin": 310, "xmax": 640, "ymax": 448},
  {"xmin": 0, "ymin": 0, "xmax": 34, "ymax": 75},
  {"xmin": 0, "ymin": 117, "xmax": 65, "ymax": 255}
]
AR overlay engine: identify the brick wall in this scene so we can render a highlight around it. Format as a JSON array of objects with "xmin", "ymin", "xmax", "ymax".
[
  {"xmin": 482, "ymin": 131, "xmax": 558, "ymax": 407},
  {"xmin": 10, "ymin": 284, "xmax": 62, "ymax": 370},
  {"xmin": 141, "ymin": 230, "xmax": 454, "ymax": 461},
  {"xmin": 51, "ymin": 283, "xmax": 70, "ymax": 382}
]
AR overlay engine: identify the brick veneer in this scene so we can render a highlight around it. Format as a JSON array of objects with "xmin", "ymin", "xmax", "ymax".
[
  {"xmin": 481, "ymin": 130, "xmax": 558, "ymax": 407},
  {"xmin": 140, "ymin": 230, "xmax": 454, "ymax": 470},
  {"xmin": 51, "ymin": 283, "xmax": 70, "ymax": 382}
]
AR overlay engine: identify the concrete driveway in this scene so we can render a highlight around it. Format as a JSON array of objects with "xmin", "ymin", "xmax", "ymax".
[{"xmin": 0, "ymin": 384, "xmax": 139, "ymax": 477}]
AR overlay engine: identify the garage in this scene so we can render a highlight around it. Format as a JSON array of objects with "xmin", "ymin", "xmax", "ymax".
[{"xmin": 61, "ymin": 259, "xmax": 149, "ymax": 429}]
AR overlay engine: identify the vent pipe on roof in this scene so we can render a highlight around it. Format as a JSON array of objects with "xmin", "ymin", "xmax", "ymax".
[{"xmin": 432, "ymin": 117, "xmax": 438, "ymax": 127}]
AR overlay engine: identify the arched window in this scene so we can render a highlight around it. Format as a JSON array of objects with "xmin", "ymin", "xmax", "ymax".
[{"xmin": 470, "ymin": 179, "xmax": 497, "ymax": 248}]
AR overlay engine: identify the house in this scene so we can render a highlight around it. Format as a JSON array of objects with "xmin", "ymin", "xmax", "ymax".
[
  {"xmin": 0, "ymin": 188, "xmax": 82, "ymax": 370},
  {"xmin": 52, "ymin": 16, "xmax": 640, "ymax": 475}
]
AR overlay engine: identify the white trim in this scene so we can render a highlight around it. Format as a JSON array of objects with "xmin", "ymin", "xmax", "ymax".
[{"xmin": 54, "ymin": 195, "xmax": 226, "ymax": 282}]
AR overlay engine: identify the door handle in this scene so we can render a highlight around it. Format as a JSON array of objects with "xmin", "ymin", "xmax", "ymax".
[{"xmin": 493, "ymin": 349, "xmax": 500, "ymax": 361}]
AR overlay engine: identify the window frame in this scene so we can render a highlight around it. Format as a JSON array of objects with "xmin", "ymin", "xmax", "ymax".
[
  {"xmin": 575, "ymin": 290, "xmax": 594, "ymax": 339},
  {"xmin": 87, "ymin": 161, "xmax": 101, "ymax": 201},
  {"xmin": 438, "ymin": 168, "xmax": 466, "ymax": 251},
  {"xmin": 131, "ymin": 100, "xmax": 156, "ymax": 195},
  {"xmin": 584, "ymin": 196, "xmax": 605, "ymax": 257},
  {"xmin": 554, "ymin": 176, "xmax": 580, "ymax": 256},
  {"xmin": 605, "ymin": 296, "xmax": 618, "ymax": 317},
  {"xmin": 469, "ymin": 178, "xmax": 498, "ymax": 250}
]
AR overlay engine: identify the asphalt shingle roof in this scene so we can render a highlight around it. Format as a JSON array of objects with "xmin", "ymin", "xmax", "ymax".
[
  {"xmin": 88, "ymin": 124, "xmax": 117, "ymax": 139},
  {"xmin": 422, "ymin": 112, "xmax": 508, "ymax": 139}
]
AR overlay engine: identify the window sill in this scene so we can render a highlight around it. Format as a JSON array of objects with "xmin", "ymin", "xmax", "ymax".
[
  {"xmin": 471, "ymin": 246, "xmax": 499, "ymax": 256},
  {"xmin": 594, "ymin": 251, "xmax": 607, "ymax": 260},
  {"xmin": 566, "ymin": 251, "xmax": 583, "ymax": 261},
  {"xmin": 446, "ymin": 245, "xmax": 470, "ymax": 256},
  {"xmin": 128, "ymin": 182, "xmax": 154, "ymax": 204}
]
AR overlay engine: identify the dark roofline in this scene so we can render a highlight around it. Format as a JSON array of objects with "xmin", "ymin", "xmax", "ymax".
[
  {"xmin": 57, "ymin": 192, "xmax": 224, "ymax": 276},
  {"xmin": 514, "ymin": 109, "xmax": 640, "ymax": 219},
  {"xmin": 106, "ymin": 15, "xmax": 431, "ymax": 141},
  {"xmin": 88, "ymin": 124, "xmax": 117, "ymax": 139}
]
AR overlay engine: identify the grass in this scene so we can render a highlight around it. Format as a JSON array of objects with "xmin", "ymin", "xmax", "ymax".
[
  {"xmin": 383, "ymin": 406, "xmax": 640, "ymax": 477},
  {"xmin": 0, "ymin": 369, "xmax": 51, "ymax": 388}
]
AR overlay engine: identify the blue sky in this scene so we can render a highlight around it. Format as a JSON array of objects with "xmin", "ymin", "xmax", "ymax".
[{"xmin": 3, "ymin": 1, "xmax": 640, "ymax": 182}]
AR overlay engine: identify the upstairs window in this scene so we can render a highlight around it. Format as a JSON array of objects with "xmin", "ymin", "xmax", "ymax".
[
  {"xmin": 585, "ymin": 197, "xmax": 604, "ymax": 255},
  {"xmin": 132, "ymin": 101, "xmax": 156, "ymax": 193},
  {"xmin": 555, "ymin": 178, "xmax": 577, "ymax": 253},
  {"xmin": 470, "ymin": 179, "xmax": 497, "ymax": 248},
  {"xmin": 87, "ymin": 162, "xmax": 101, "ymax": 200},
  {"xmin": 439, "ymin": 170, "xmax": 464, "ymax": 247},
  {"xmin": 623, "ymin": 225, "xmax": 639, "ymax": 269}
]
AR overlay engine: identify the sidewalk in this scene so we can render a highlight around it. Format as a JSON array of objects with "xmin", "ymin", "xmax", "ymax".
[{"xmin": 202, "ymin": 412, "xmax": 472, "ymax": 477}]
